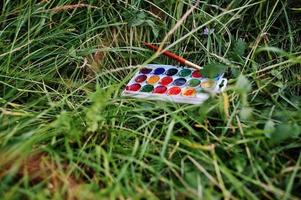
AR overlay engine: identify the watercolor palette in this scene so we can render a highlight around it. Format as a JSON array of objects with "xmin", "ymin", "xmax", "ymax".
[{"xmin": 122, "ymin": 64, "xmax": 227, "ymax": 104}]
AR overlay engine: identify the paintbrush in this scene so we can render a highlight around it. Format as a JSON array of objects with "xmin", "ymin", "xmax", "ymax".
[{"xmin": 143, "ymin": 42, "xmax": 202, "ymax": 70}]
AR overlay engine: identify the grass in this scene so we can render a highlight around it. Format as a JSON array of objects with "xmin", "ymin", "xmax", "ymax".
[{"xmin": 0, "ymin": 0, "xmax": 301, "ymax": 199}]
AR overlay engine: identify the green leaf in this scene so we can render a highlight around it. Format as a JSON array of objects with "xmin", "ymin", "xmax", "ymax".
[
  {"xmin": 202, "ymin": 63, "xmax": 227, "ymax": 78},
  {"xmin": 128, "ymin": 12, "xmax": 159, "ymax": 38},
  {"xmin": 239, "ymin": 107, "xmax": 252, "ymax": 120},
  {"xmin": 234, "ymin": 38, "xmax": 246, "ymax": 57},
  {"xmin": 235, "ymin": 75, "xmax": 251, "ymax": 93},
  {"xmin": 128, "ymin": 12, "xmax": 146, "ymax": 27},
  {"xmin": 231, "ymin": 68, "xmax": 240, "ymax": 78},
  {"xmin": 264, "ymin": 120, "xmax": 276, "ymax": 138},
  {"xmin": 52, "ymin": 111, "xmax": 82, "ymax": 140},
  {"xmin": 69, "ymin": 46, "xmax": 77, "ymax": 58},
  {"xmin": 270, "ymin": 123, "xmax": 301, "ymax": 144},
  {"xmin": 145, "ymin": 20, "xmax": 159, "ymax": 38},
  {"xmin": 231, "ymin": 155, "xmax": 247, "ymax": 173},
  {"xmin": 86, "ymin": 88, "xmax": 113, "ymax": 132}
]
